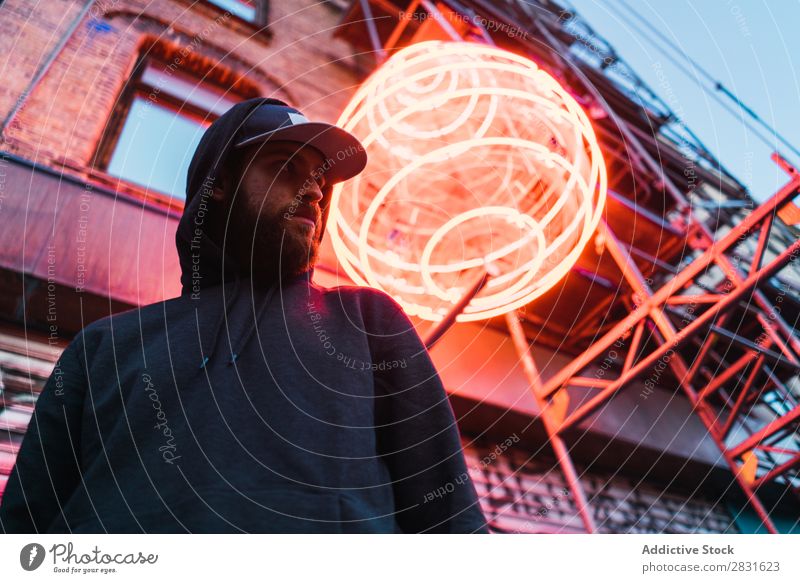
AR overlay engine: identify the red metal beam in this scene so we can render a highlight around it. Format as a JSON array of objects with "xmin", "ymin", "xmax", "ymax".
[
  {"xmin": 720, "ymin": 354, "xmax": 766, "ymax": 440},
  {"xmin": 541, "ymin": 178, "xmax": 800, "ymax": 399},
  {"xmin": 730, "ymin": 405, "xmax": 800, "ymax": 459},
  {"xmin": 697, "ymin": 350, "xmax": 759, "ymax": 402},
  {"xmin": 557, "ymin": 237, "xmax": 800, "ymax": 432},
  {"xmin": 504, "ymin": 311, "xmax": 598, "ymax": 533},
  {"xmin": 754, "ymin": 453, "xmax": 800, "ymax": 490}
]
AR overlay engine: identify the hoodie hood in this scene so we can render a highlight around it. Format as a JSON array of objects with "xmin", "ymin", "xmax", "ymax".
[
  {"xmin": 177, "ymin": 97, "xmax": 334, "ymax": 296},
  {"xmin": 176, "ymin": 97, "xmax": 335, "ymax": 370}
]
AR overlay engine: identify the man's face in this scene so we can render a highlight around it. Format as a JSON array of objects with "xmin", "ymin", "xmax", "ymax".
[{"xmin": 221, "ymin": 140, "xmax": 328, "ymax": 283}]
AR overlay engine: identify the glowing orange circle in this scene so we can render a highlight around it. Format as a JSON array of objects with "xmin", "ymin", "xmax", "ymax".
[{"xmin": 329, "ymin": 41, "xmax": 607, "ymax": 322}]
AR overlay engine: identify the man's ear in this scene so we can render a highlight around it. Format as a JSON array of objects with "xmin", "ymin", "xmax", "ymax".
[
  {"xmin": 211, "ymin": 174, "xmax": 227, "ymax": 203},
  {"xmin": 211, "ymin": 185, "xmax": 225, "ymax": 203},
  {"xmin": 213, "ymin": 148, "xmax": 248, "ymax": 203}
]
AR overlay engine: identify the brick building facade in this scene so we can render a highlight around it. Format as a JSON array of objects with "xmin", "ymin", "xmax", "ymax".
[{"xmin": 1, "ymin": 0, "xmax": 795, "ymax": 533}]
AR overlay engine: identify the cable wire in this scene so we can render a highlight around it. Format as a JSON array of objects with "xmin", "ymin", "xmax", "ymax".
[{"xmin": 611, "ymin": 0, "xmax": 800, "ymax": 160}]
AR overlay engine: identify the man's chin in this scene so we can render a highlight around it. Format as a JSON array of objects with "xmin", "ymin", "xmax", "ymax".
[{"xmin": 251, "ymin": 228, "xmax": 318, "ymax": 284}]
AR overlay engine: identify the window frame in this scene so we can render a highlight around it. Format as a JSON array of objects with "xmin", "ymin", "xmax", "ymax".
[
  {"xmin": 197, "ymin": 0, "xmax": 272, "ymax": 38},
  {"xmin": 93, "ymin": 55, "xmax": 247, "ymax": 207}
]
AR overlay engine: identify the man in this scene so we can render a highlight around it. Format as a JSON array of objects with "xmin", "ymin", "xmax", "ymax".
[{"xmin": 0, "ymin": 97, "xmax": 489, "ymax": 533}]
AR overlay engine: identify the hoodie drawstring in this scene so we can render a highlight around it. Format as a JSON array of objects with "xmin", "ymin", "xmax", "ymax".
[
  {"xmin": 199, "ymin": 274, "xmax": 241, "ymax": 369},
  {"xmin": 227, "ymin": 283, "xmax": 277, "ymax": 365},
  {"xmin": 199, "ymin": 276, "xmax": 279, "ymax": 369}
]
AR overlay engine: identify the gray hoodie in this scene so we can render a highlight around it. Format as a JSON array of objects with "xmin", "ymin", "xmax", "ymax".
[{"xmin": 0, "ymin": 98, "xmax": 489, "ymax": 533}]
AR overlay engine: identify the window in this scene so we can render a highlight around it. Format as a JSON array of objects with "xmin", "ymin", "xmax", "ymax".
[
  {"xmin": 207, "ymin": 0, "xmax": 258, "ymax": 22},
  {"xmin": 204, "ymin": 0, "xmax": 271, "ymax": 29},
  {"xmin": 101, "ymin": 60, "xmax": 243, "ymax": 200}
]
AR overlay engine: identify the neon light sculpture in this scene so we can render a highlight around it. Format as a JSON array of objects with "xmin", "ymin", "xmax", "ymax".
[{"xmin": 329, "ymin": 41, "xmax": 607, "ymax": 322}]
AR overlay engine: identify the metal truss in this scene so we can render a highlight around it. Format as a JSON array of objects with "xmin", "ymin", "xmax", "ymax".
[
  {"xmin": 342, "ymin": 0, "xmax": 800, "ymax": 533},
  {"xmin": 532, "ymin": 156, "xmax": 800, "ymax": 534}
]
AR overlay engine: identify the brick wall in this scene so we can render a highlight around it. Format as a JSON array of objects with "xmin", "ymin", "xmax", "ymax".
[{"xmin": 0, "ymin": 0, "xmax": 363, "ymax": 173}]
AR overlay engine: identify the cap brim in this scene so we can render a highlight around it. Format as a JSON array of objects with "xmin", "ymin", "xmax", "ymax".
[{"xmin": 234, "ymin": 122, "xmax": 367, "ymax": 183}]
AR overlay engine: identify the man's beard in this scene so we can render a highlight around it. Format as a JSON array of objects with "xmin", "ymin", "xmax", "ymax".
[{"xmin": 226, "ymin": 197, "xmax": 320, "ymax": 287}]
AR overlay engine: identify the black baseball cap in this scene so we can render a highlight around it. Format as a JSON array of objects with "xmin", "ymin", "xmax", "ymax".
[{"xmin": 233, "ymin": 100, "xmax": 367, "ymax": 184}]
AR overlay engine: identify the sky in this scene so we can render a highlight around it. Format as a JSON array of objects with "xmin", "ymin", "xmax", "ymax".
[{"xmin": 563, "ymin": 0, "xmax": 800, "ymax": 202}]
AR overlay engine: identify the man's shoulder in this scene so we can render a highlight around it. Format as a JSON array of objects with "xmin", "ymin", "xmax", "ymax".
[
  {"xmin": 317, "ymin": 285, "xmax": 409, "ymax": 334},
  {"xmin": 77, "ymin": 296, "xmax": 188, "ymax": 344},
  {"xmin": 321, "ymin": 283, "xmax": 402, "ymax": 313}
]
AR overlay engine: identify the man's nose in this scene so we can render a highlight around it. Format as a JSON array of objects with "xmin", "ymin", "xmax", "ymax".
[{"xmin": 302, "ymin": 181, "xmax": 324, "ymax": 204}]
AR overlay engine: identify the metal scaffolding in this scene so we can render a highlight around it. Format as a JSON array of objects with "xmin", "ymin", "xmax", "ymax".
[{"xmin": 336, "ymin": 0, "xmax": 800, "ymax": 533}]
